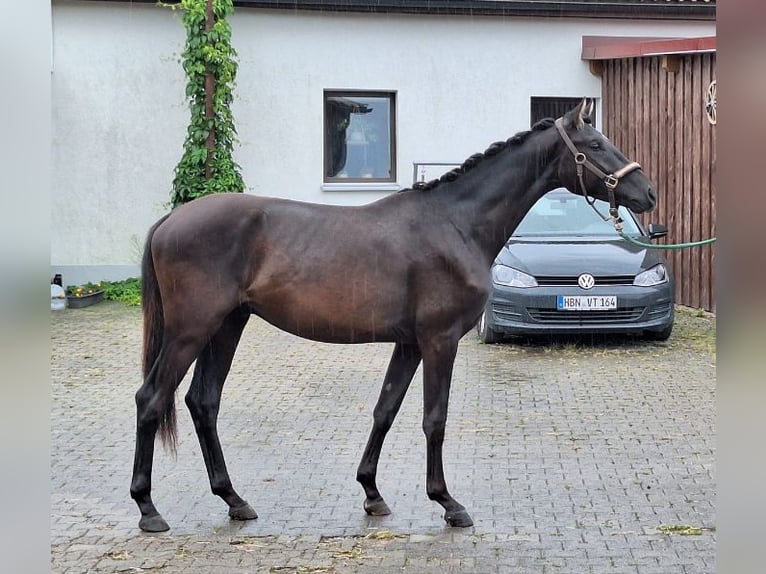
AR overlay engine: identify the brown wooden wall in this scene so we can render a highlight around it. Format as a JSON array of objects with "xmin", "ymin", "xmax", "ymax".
[{"xmin": 600, "ymin": 52, "xmax": 716, "ymax": 312}]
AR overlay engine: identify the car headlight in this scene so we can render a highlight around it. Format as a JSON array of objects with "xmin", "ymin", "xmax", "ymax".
[
  {"xmin": 492, "ymin": 264, "xmax": 538, "ymax": 288},
  {"xmin": 634, "ymin": 264, "xmax": 668, "ymax": 287}
]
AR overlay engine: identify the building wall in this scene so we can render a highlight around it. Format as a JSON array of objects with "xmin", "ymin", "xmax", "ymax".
[{"xmin": 51, "ymin": 0, "xmax": 714, "ymax": 284}]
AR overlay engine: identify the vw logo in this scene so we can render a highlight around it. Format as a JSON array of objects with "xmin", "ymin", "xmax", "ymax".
[{"xmin": 577, "ymin": 273, "xmax": 595, "ymax": 290}]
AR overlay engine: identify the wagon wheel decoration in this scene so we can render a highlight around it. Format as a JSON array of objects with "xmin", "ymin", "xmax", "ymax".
[{"xmin": 705, "ymin": 80, "xmax": 716, "ymax": 125}]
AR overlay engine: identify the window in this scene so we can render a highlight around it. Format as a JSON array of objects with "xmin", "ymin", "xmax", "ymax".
[
  {"xmin": 530, "ymin": 97, "xmax": 596, "ymax": 126},
  {"xmin": 514, "ymin": 190, "xmax": 640, "ymax": 237},
  {"xmin": 324, "ymin": 91, "xmax": 396, "ymax": 184}
]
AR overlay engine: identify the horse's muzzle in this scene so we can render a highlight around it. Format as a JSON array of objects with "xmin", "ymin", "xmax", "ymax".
[{"xmin": 647, "ymin": 187, "xmax": 657, "ymax": 209}]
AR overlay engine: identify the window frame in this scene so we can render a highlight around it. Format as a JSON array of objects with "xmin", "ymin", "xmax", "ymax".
[{"xmin": 323, "ymin": 90, "xmax": 397, "ymax": 187}]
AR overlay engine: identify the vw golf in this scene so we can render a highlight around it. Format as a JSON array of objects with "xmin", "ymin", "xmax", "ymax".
[{"xmin": 477, "ymin": 188, "xmax": 675, "ymax": 342}]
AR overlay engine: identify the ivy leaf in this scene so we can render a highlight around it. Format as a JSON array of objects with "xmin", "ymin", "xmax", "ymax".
[{"xmin": 163, "ymin": 0, "xmax": 245, "ymax": 209}]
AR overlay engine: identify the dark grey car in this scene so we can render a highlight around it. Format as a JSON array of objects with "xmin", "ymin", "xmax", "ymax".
[{"xmin": 477, "ymin": 188, "xmax": 675, "ymax": 342}]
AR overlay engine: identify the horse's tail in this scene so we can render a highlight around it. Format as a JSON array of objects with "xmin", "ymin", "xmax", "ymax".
[{"xmin": 141, "ymin": 213, "xmax": 176, "ymax": 451}]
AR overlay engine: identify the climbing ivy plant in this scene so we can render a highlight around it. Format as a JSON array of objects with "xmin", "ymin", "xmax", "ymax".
[{"xmin": 162, "ymin": 0, "xmax": 245, "ymax": 208}]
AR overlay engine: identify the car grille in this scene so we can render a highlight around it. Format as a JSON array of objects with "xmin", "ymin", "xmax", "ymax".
[
  {"xmin": 646, "ymin": 301, "xmax": 672, "ymax": 318},
  {"xmin": 535, "ymin": 275, "xmax": 635, "ymax": 287},
  {"xmin": 492, "ymin": 302, "xmax": 523, "ymax": 320},
  {"xmin": 528, "ymin": 307, "xmax": 645, "ymax": 323}
]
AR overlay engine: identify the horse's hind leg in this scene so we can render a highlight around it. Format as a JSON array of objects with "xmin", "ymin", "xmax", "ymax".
[
  {"xmin": 131, "ymin": 359, "xmax": 167, "ymax": 532},
  {"xmin": 184, "ymin": 307, "xmax": 257, "ymax": 521},
  {"xmin": 131, "ymin": 333, "xmax": 209, "ymax": 532},
  {"xmin": 357, "ymin": 342, "xmax": 421, "ymax": 516}
]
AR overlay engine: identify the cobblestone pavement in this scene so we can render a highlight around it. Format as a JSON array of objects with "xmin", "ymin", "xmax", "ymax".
[{"xmin": 51, "ymin": 302, "xmax": 715, "ymax": 573}]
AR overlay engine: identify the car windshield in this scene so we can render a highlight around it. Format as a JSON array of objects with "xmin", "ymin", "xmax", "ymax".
[{"xmin": 513, "ymin": 190, "xmax": 642, "ymax": 237}]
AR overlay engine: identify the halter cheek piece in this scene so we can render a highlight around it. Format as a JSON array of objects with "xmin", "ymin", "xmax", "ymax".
[{"xmin": 554, "ymin": 117, "xmax": 642, "ymax": 229}]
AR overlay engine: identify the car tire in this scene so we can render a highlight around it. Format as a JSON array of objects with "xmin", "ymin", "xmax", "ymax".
[
  {"xmin": 645, "ymin": 323, "xmax": 673, "ymax": 341},
  {"xmin": 477, "ymin": 310, "xmax": 501, "ymax": 344}
]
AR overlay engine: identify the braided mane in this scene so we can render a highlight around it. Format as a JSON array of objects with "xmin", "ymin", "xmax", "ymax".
[{"xmin": 409, "ymin": 117, "xmax": 555, "ymax": 192}]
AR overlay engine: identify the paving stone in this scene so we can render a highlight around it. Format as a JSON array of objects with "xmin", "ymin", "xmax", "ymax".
[{"xmin": 51, "ymin": 302, "xmax": 716, "ymax": 573}]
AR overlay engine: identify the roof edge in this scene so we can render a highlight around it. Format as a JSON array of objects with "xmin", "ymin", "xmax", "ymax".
[
  {"xmin": 581, "ymin": 35, "xmax": 716, "ymax": 60},
  {"xmin": 71, "ymin": 0, "xmax": 717, "ymax": 21}
]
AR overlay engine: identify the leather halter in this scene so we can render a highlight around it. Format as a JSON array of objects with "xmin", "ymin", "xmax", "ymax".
[{"xmin": 554, "ymin": 117, "xmax": 642, "ymax": 222}]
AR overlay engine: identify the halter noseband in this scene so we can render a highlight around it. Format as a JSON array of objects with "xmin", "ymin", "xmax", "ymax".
[{"xmin": 554, "ymin": 117, "xmax": 642, "ymax": 227}]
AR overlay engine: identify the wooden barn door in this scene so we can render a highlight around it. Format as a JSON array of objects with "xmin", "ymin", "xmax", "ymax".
[{"xmin": 601, "ymin": 53, "xmax": 716, "ymax": 312}]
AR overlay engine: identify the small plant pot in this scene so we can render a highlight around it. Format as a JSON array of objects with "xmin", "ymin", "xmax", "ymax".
[{"xmin": 66, "ymin": 290, "xmax": 105, "ymax": 309}]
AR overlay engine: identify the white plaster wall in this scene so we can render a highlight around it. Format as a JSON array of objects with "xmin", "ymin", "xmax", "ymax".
[
  {"xmin": 52, "ymin": 1, "xmax": 186, "ymax": 268},
  {"xmin": 51, "ymin": 0, "xmax": 714, "ymax": 272}
]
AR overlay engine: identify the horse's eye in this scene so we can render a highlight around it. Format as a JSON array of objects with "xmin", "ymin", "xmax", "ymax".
[{"xmin": 589, "ymin": 141, "xmax": 602, "ymax": 150}]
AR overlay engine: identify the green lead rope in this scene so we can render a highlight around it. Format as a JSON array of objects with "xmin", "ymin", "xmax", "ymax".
[
  {"xmin": 618, "ymin": 231, "xmax": 717, "ymax": 250},
  {"xmin": 596, "ymin": 207, "xmax": 717, "ymax": 251}
]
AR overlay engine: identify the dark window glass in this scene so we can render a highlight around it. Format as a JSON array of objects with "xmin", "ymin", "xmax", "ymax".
[
  {"xmin": 324, "ymin": 91, "xmax": 396, "ymax": 182},
  {"xmin": 530, "ymin": 96, "xmax": 596, "ymax": 125}
]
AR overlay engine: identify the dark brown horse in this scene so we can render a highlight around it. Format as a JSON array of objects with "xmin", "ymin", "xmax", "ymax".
[{"xmin": 131, "ymin": 100, "xmax": 655, "ymax": 532}]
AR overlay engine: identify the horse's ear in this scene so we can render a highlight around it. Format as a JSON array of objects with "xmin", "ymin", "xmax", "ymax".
[{"xmin": 563, "ymin": 99, "xmax": 588, "ymax": 129}]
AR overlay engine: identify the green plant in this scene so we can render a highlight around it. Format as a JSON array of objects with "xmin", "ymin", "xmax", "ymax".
[
  {"xmin": 161, "ymin": 0, "xmax": 245, "ymax": 208},
  {"xmin": 65, "ymin": 282, "xmax": 104, "ymax": 298},
  {"xmin": 100, "ymin": 278, "xmax": 142, "ymax": 306},
  {"xmin": 66, "ymin": 278, "xmax": 142, "ymax": 306}
]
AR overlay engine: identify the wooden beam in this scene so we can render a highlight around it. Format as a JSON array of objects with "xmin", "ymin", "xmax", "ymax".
[{"xmin": 582, "ymin": 36, "xmax": 716, "ymax": 61}]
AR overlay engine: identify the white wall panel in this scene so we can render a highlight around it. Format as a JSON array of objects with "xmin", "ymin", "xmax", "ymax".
[{"xmin": 51, "ymin": 1, "xmax": 714, "ymax": 274}]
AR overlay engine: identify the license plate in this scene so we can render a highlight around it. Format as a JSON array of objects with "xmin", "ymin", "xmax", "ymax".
[{"xmin": 556, "ymin": 295, "xmax": 617, "ymax": 310}]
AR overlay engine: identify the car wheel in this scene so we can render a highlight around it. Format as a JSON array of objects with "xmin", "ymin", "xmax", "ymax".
[
  {"xmin": 477, "ymin": 310, "xmax": 501, "ymax": 344},
  {"xmin": 645, "ymin": 323, "xmax": 673, "ymax": 341}
]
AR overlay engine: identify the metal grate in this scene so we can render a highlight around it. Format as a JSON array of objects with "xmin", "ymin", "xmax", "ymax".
[
  {"xmin": 535, "ymin": 275, "xmax": 635, "ymax": 287},
  {"xmin": 491, "ymin": 303, "xmax": 522, "ymax": 320},
  {"xmin": 646, "ymin": 301, "xmax": 672, "ymax": 318},
  {"xmin": 528, "ymin": 307, "xmax": 645, "ymax": 323}
]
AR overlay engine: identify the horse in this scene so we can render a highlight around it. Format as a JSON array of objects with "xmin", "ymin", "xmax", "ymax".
[{"xmin": 130, "ymin": 100, "xmax": 655, "ymax": 532}]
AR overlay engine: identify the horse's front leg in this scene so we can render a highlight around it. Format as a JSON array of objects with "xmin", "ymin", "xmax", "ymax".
[
  {"xmin": 185, "ymin": 309, "xmax": 257, "ymax": 522},
  {"xmin": 420, "ymin": 333, "xmax": 473, "ymax": 527},
  {"xmin": 357, "ymin": 342, "xmax": 422, "ymax": 516}
]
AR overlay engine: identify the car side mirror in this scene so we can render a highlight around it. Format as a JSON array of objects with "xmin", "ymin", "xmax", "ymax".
[{"xmin": 647, "ymin": 223, "xmax": 668, "ymax": 240}]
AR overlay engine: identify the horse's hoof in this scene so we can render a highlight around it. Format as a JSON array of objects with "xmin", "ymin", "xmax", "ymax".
[
  {"xmin": 139, "ymin": 513, "xmax": 170, "ymax": 532},
  {"xmin": 444, "ymin": 509, "xmax": 473, "ymax": 528},
  {"xmin": 229, "ymin": 503, "xmax": 258, "ymax": 521},
  {"xmin": 364, "ymin": 498, "xmax": 392, "ymax": 516}
]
